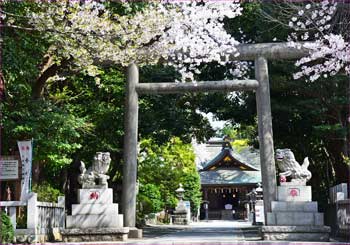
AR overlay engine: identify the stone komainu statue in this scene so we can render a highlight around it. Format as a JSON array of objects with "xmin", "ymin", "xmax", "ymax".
[
  {"xmin": 275, "ymin": 149, "xmax": 312, "ymax": 183},
  {"xmin": 78, "ymin": 152, "xmax": 111, "ymax": 189}
]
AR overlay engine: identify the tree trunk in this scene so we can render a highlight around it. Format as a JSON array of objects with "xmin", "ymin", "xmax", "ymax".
[
  {"xmin": 0, "ymin": 1, "xmax": 5, "ymax": 158},
  {"xmin": 31, "ymin": 56, "xmax": 68, "ymax": 99},
  {"xmin": 328, "ymin": 141, "xmax": 350, "ymax": 184},
  {"xmin": 0, "ymin": 1, "xmax": 4, "ymax": 98}
]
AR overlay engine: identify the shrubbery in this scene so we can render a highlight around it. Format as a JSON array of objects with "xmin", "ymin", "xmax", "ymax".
[
  {"xmin": 138, "ymin": 183, "xmax": 164, "ymax": 215},
  {"xmin": 137, "ymin": 137, "xmax": 202, "ymax": 220},
  {"xmin": 32, "ymin": 182, "xmax": 63, "ymax": 202},
  {"xmin": 1, "ymin": 212, "xmax": 14, "ymax": 243}
]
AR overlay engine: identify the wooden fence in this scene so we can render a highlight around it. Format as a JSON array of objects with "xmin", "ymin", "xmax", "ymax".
[
  {"xmin": 0, "ymin": 192, "xmax": 65, "ymax": 243},
  {"xmin": 327, "ymin": 183, "xmax": 350, "ymax": 241}
]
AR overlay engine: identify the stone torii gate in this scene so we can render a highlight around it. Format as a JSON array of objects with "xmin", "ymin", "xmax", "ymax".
[{"xmin": 122, "ymin": 42, "xmax": 308, "ymax": 228}]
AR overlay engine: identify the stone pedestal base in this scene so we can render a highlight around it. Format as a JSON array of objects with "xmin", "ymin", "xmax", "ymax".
[
  {"xmin": 129, "ymin": 227, "xmax": 143, "ymax": 238},
  {"xmin": 61, "ymin": 228, "xmax": 129, "ymax": 242},
  {"xmin": 173, "ymin": 211, "xmax": 189, "ymax": 225},
  {"xmin": 64, "ymin": 188, "xmax": 129, "ymax": 241},
  {"xmin": 263, "ymin": 184, "xmax": 330, "ymax": 241},
  {"xmin": 262, "ymin": 226, "xmax": 331, "ymax": 241},
  {"xmin": 277, "ymin": 184, "xmax": 312, "ymax": 202}
]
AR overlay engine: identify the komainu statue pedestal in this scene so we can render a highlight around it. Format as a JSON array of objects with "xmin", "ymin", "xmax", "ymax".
[
  {"xmin": 262, "ymin": 182, "xmax": 330, "ymax": 241},
  {"xmin": 262, "ymin": 149, "xmax": 331, "ymax": 241},
  {"xmin": 61, "ymin": 153, "xmax": 129, "ymax": 242}
]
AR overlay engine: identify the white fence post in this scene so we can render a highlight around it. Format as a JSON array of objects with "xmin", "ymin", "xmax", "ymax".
[
  {"xmin": 27, "ymin": 193, "xmax": 38, "ymax": 231},
  {"xmin": 9, "ymin": 207, "xmax": 17, "ymax": 230},
  {"xmin": 58, "ymin": 196, "xmax": 65, "ymax": 228}
]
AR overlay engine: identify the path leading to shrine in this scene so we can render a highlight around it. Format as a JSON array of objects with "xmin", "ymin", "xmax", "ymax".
[
  {"xmin": 142, "ymin": 220, "xmax": 257, "ymax": 243},
  {"xmin": 125, "ymin": 220, "xmax": 345, "ymax": 244},
  {"xmin": 49, "ymin": 220, "xmax": 347, "ymax": 244}
]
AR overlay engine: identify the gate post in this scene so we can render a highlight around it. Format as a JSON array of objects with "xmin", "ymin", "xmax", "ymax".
[
  {"xmin": 255, "ymin": 56, "xmax": 277, "ymax": 222},
  {"xmin": 122, "ymin": 63, "xmax": 139, "ymax": 227}
]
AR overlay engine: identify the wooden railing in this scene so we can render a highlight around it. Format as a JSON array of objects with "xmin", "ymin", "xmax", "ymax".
[
  {"xmin": 330, "ymin": 183, "xmax": 348, "ymax": 204},
  {"xmin": 0, "ymin": 192, "xmax": 65, "ymax": 243},
  {"xmin": 336, "ymin": 199, "xmax": 350, "ymax": 240}
]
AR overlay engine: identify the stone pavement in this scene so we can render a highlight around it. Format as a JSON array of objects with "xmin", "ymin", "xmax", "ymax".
[
  {"xmin": 51, "ymin": 220, "xmax": 349, "ymax": 245},
  {"xmin": 142, "ymin": 220, "xmax": 250, "ymax": 242}
]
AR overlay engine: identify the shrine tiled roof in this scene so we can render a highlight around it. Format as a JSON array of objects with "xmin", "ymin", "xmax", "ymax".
[
  {"xmin": 200, "ymin": 169, "xmax": 261, "ymax": 185},
  {"xmin": 200, "ymin": 147, "xmax": 259, "ymax": 171},
  {"xmin": 195, "ymin": 139, "xmax": 261, "ymax": 185}
]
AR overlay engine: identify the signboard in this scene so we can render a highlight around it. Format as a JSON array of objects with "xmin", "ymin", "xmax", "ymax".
[
  {"xmin": 184, "ymin": 201, "xmax": 191, "ymax": 223},
  {"xmin": 0, "ymin": 160, "xmax": 19, "ymax": 180},
  {"xmin": 18, "ymin": 140, "xmax": 33, "ymax": 200},
  {"xmin": 255, "ymin": 200, "xmax": 265, "ymax": 224}
]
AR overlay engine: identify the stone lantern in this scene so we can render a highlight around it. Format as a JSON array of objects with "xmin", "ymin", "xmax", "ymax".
[
  {"xmin": 175, "ymin": 184, "xmax": 187, "ymax": 212},
  {"xmin": 176, "ymin": 184, "xmax": 185, "ymax": 202},
  {"xmin": 173, "ymin": 183, "xmax": 189, "ymax": 225}
]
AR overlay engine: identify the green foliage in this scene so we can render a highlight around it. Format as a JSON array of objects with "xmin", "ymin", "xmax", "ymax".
[
  {"xmin": 343, "ymin": 154, "xmax": 350, "ymax": 166},
  {"xmin": 32, "ymin": 182, "xmax": 63, "ymax": 202},
  {"xmin": 3, "ymin": 2, "xmax": 49, "ymax": 82},
  {"xmin": 181, "ymin": 172, "xmax": 202, "ymax": 214},
  {"xmin": 138, "ymin": 137, "xmax": 202, "ymax": 217},
  {"xmin": 218, "ymin": 125, "xmax": 256, "ymax": 151},
  {"xmin": 222, "ymin": 59, "xmax": 349, "ymax": 209},
  {"xmin": 64, "ymin": 68, "xmax": 126, "ymax": 162},
  {"xmin": 2, "ymin": 2, "xmax": 216, "ymax": 194},
  {"xmin": 232, "ymin": 139, "xmax": 249, "ymax": 152},
  {"xmin": 1, "ymin": 212, "xmax": 14, "ymax": 243},
  {"xmin": 225, "ymin": 2, "xmax": 292, "ymax": 43},
  {"xmin": 137, "ymin": 195, "xmax": 153, "ymax": 219},
  {"xmin": 4, "ymin": 1, "xmax": 347, "ymax": 218},
  {"xmin": 196, "ymin": 2, "xmax": 349, "ymax": 209},
  {"xmin": 1, "ymin": 98, "xmax": 89, "ymax": 179},
  {"xmin": 138, "ymin": 183, "xmax": 164, "ymax": 215},
  {"xmin": 139, "ymin": 65, "xmax": 215, "ymax": 144}
]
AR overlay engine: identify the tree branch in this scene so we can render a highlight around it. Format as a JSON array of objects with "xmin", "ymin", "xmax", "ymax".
[{"xmin": 31, "ymin": 56, "xmax": 69, "ymax": 99}]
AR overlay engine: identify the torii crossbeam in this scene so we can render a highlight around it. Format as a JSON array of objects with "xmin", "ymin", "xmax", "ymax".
[{"xmin": 122, "ymin": 42, "xmax": 309, "ymax": 229}]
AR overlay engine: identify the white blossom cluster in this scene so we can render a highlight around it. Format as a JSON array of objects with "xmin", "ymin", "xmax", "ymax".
[
  {"xmin": 293, "ymin": 34, "xmax": 350, "ymax": 81},
  {"xmin": 23, "ymin": 1, "xmax": 243, "ymax": 82},
  {"xmin": 162, "ymin": 1, "xmax": 243, "ymax": 82},
  {"xmin": 287, "ymin": 1, "xmax": 349, "ymax": 81}
]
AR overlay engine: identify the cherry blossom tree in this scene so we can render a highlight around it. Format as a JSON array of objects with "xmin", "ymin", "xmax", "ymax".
[
  {"xmin": 261, "ymin": 0, "xmax": 349, "ymax": 82},
  {"xmin": 1, "ymin": 0, "xmax": 244, "ymax": 99},
  {"xmin": 288, "ymin": 1, "xmax": 349, "ymax": 82}
]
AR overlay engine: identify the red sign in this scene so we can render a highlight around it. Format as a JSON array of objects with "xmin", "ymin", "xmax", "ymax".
[
  {"xmin": 289, "ymin": 188, "xmax": 299, "ymax": 197},
  {"xmin": 89, "ymin": 191, "xmax": 99, "ymax": 200}
]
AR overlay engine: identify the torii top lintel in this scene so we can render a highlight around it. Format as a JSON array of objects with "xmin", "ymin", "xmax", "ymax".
[
  {"xmin": 134, "ymin": 42, "xmax": 309, "ymax": 94},
  {"xmin": 233, "ymin": 42, "xmax": 309, "ymax": 61}
]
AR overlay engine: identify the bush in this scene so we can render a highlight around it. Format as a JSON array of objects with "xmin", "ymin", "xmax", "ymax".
[
  {"xmin": 32, "ymin": 182, "xmax": 63, "ymax": 202},
  {"xmin": 182, "ymin": 172, "xmax": 202, "ymax": 214},
  {"xmin": 137, "ymin": 194, "xmax": 153, "ymax": 216},
  {"xmin": 1, "ymin": 211, "xmax": 14, "ymax": 243},
  {"xmin": 137, "ymin": 183, "xmax": 164, "ymax": 215}
]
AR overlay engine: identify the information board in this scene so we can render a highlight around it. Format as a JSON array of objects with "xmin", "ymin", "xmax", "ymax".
[
  {"xmin": 184, "ymin": 201, "xmax": 191, "ymax": 222},
  {"xmin": 255, "ymin": 200, "xmax": 265, "ymax": 224},
  {"xmin": 0, "ymin": 160, "xmax": 19, "ymax": 180}
]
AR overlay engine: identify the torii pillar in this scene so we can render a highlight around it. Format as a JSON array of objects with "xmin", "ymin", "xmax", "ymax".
[
  {"xmin": 122, "ymin": 63, "xmax": 139, "ymax": 228},
  {"xmin": 255, "ymin": 56, "xmax": 276, "ymax": 215}
]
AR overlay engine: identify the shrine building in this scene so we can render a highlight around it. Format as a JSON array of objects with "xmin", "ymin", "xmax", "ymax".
[{"xmin": 197, "ymin": 138, "xmax": 261, "ymax": 220}]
